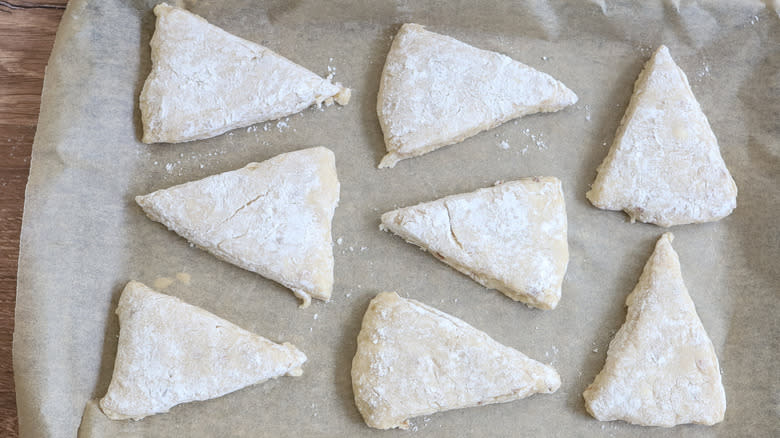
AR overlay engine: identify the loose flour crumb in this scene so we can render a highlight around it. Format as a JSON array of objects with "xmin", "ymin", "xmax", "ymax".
[
  {"xmin": 695, "ymin": 63, "xmax": 710, "ymax": 81},
  {"xmin": 521, "ymin": 128, "xmax": 548, "ymax": 150}
]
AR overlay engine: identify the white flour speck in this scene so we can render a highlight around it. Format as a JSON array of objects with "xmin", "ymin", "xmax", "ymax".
[
  {"xmin": 499, "ymin": 140, "xmax": 510, "ymax": 150},
  {"xmin": 695, "ymin": 63, "xmax": 710, "ymax": 81},
  {"xmin": 165, "ymin": 163, "xmax": 174, "ymax": 173},
  {"xmin": 336, "ymin": 237, "xmax": 343, "ymax": 245},
  {"xmin": 520, "ymin": 128, "xmax": 548, "ymax": 150}
]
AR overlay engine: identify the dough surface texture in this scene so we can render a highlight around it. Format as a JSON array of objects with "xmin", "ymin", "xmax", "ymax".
[
  {"xmin": 140, "ymin": 3, "xmax": 350, "ymax": 144},
  {"xmin": 352, "ymin": 292, "xmax": 560, "ymax": 429},
  {"xmin": 377, "ymin": 23, "xmax": 577, "ymax": 167},
  {"xmin": 381, "ymin": 178, "xmax": 568, "ymax": 309},
  {"xmin": 586, "ymin": 45, "xmax": 737, "ymax": 226},
  {"xmin": 136, "ymin": 147, "xmax": 340, "ymax": 307},
  {"xmin": 583, "ymin": 233, "xmax": 726, "ymax": 427},
  {"xmin": 99, "ymin": 281, "xmax": 307, "ymax": 420}
]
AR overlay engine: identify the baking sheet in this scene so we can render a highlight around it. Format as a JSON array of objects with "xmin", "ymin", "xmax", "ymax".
[{"xmin": 14, "ymin": 0, "xmax": 779, "ymax": 436}]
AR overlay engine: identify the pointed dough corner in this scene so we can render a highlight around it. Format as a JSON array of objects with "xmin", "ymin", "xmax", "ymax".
[
  {"xmin": 352, "ymin": 292, "xmax": 560, "ymax": 429},
  {"xmin": 376, "ymin": 23, "xmax": 577, "ymax": 166},
  {"xmin": 140, "ymin": 3, "xmax": 349, "ymax": 144},
  {"xmin": 99, "ymin": 281, "xmax": 307, "ymax": 420},
  {"xmin": 377, "ymin": 152, "xmax": 402, "ymax": 169},
  {"xmin": 586, "ymin": 45, "xmax": 737, "ymax": 227},
  {"xmin": 583, "ymin": 233, "xmax": 726, "ymax": 427},
  {"xmin": 136, "ymin": 147, "xmax": 339, "ymax": 306},
  {"xmin": 380, "ymin": 178, "xmax": 568, "ymax": 309}
]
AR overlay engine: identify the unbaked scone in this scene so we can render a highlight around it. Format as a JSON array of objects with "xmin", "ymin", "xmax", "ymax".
[
  {"xmin": 380, "ymin": 178, "xmax": 568, "ymax": 309},
  {"xmin": 352, "ymin": 292, "xmax": 560, "ymax": 429},
  {"xmin": 586, "ymin": 45, "xmax": 737, "ymax": 226},
  {"xmin": 140, "ymin": 3, "xmax": 350, "ymax": 144},
  {"xmin": 583, "ymin": 233, "xmax": 726, "ymax": 427},
  {"xmin": 99, "ymin": 281, "xmax": 307, "ymax": 420},
  {"xmin": 136, "ymin": 147, "xmax": 339, "ymax": 307},
  {"xmin": 377, "ymin": 23, "xmax": 577, "ymax": 168}
]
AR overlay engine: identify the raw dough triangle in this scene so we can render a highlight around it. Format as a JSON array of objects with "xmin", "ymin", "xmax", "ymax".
[
  {"xmin": 377, "ymin": 23, "xmax": 577, "ymax": 167},
  {"xmin": 140, "ymin": 3, "xmax": 350, "ymax": 144},
  {"xmin": 586, "ymin": 45, "xmax": 737, "ymax": 227},
  {"xmin": 136, "ymin": 147, "xmax": 339, "ymax": 307},
  {"xmin": 583, "ymin": 233, "xmax": 726, "ymax": 427},
  {"xmin": 352, "ymin": 292, "xmax": 560, "ymax": 429},
  {"xmin": 99, "ymin": 281, "xmax": 307, "ymax": 420},
  {"xmin": 380, "ymin": 178, "xmax": 568, "ymax": 309}
]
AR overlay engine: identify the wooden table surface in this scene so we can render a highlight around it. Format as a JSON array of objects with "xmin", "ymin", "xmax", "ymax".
[{"xmin": 1, "ymin": 1, "xmax": 67, "ymax": 436}]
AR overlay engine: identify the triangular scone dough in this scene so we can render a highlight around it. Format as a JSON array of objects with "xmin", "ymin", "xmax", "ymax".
[
  {"xmin": 99, "ymin": 281, "xmax": 307, "ymax": 420},
  {"xmin": 377, "ymin": 23, "xmax": 577, "ymax": 168},
  {"xmin": 140, "ymin": 3, "xmax": 350, "ymax": 144},
  {"xmin": 586, "ymin": 45, "xmax": 737, "ymax": 227},
  {"xmin": 136, "ymin": 147, "xmax": 339, "ymax": 307},
  {"xmin": 583, "ymin": 233, "xmax": 726, "ymax": 427},
  {"xmin": 352, "ymin": 292, "xmax": 560, "ymax": 429},
  {"xmin": 380, "ymin": 178, "xmax": 568, "ymax": 309}
]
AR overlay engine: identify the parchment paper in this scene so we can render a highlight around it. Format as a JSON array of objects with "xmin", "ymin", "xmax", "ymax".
[{"xmin": 14, "ymin": 0, "xmax": 779, "ymax": 436}]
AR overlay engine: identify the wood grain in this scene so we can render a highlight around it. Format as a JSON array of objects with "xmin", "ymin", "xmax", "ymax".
[{"xmin": 0, "ymin": 1, "xmax": 67, "ymax": 436}]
